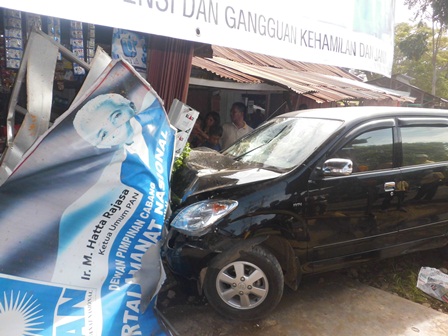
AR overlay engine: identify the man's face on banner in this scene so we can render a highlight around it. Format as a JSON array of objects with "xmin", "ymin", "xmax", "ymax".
[{"xmin": 74, "ymin": 94, "xmax": 136, "ymax": 148}]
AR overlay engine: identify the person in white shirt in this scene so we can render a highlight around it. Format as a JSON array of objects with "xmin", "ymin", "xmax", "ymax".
[{"xmin": 221, "ymin": 102, "xmax": 254, "ymax": 150}]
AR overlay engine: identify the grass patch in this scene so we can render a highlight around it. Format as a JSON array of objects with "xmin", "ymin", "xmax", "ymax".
[{"xmin": 352, "ymin": 250, "xmax": 448, "ymax": 314}]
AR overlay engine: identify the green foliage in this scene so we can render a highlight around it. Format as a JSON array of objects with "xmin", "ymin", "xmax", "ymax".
[
  {"xmin": 172, "ymin": 142, "xmax": 191, "ymax": 173},
  {"xmin": 390, "ymin": 266, "xmax": 427, "ymax": 303},
  {"xmin": 170, "ymin": 142, "xmax": 192, "ymax": 207},
  {"xmin": 393, "ymin": 21, "xmax": 448, "ymax": 98},
  {"xmin": 398, "ymin": 29, "xmax": 429, "ymax": 61},
  {"xmin": 396, "ymin": 1, "xmax": 448, "ymax": 97}
]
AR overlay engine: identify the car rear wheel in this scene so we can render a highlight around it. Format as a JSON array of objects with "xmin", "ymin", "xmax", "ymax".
[{"xmin": 203, "ymin": 245, "xmax": 284, "ymax": 320}]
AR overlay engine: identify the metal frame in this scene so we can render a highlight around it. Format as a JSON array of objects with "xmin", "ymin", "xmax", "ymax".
[{"xmin": 0, "ymin": 29, "xmax": 91, "ymax": 183}]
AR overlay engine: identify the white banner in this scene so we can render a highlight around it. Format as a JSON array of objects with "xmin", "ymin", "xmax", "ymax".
[{"xmin": 0, "ymin": 0, "xmax": 395, "ymax": 76}]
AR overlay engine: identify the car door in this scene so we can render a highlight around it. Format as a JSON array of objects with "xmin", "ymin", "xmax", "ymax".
[
  {"xmin": 305, "ymin": 119, "xmax": 404, "ymax": 270},
  {"xmin": 396, "ymin": 118, "xmax": 448, "ymax": 250}
]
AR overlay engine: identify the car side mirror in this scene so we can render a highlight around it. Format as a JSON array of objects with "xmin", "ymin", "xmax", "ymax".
[{"xmin": 322, "ymin": 158, "xmax": 353, "ymax": 176}]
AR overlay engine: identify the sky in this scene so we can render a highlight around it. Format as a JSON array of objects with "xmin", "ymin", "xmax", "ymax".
[{"xmin": 395, "ymin": 1, "xmax": 416, "ymax": 24}]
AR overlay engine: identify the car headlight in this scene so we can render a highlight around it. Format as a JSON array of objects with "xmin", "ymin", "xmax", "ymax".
[{"xmin": 170, "ymin": 200, "xmax": 238, "ymax": 236}]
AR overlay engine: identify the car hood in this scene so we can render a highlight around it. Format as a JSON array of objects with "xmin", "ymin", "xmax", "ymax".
[{"xmin": 172, "ymin": 148, "xmax": 281, "ymax": 202}]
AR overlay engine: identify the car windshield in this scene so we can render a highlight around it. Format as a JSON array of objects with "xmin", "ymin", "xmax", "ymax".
[{"xmin": 223, "ymin": 117, "xmax": 342, "ymax": 171}]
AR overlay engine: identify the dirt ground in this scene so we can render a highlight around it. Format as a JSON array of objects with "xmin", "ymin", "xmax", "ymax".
[
  {"xmin": 157, "ymin": 248, "xmax": 448, "ymax": 335},
  {"xmin": 349, "ymin": 248, "xmax": 448, "ymax": 314}
]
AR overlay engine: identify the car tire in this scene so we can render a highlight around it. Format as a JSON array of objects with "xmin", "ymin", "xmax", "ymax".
[{"xmin": 203, "ymin": 245, "xmax": 284, "ymax": 321}]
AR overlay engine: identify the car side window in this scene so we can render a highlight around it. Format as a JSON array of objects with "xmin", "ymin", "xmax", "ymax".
[
  {"xmin": 401, "ymin": 126, "xmax": 448, "ymax": 166},
  {"xmin": 334, "ymin": 128, "xmax": 394, "ymax": 172}
]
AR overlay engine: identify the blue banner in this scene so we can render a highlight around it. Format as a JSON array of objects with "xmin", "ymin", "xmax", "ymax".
[
  {"xmin": 0, "ymin": 60, "xmax": 176, "ymax": 335},
  {"xmin": 112, "ymin": 28, "xmax": 147, "ymax": 74}
]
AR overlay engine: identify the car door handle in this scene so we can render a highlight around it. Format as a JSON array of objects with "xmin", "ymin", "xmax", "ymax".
[{"xmin": 384, "ymin": 182, "xmax": 395, "ymax": 192}]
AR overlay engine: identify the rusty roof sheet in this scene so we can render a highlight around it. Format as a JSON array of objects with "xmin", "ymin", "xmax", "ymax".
[
  {"xmin": 192, "ymin": 52, "xmax": 414, "ymax": 103},
  {"xmin": 211, "ymin": 45, "xmax": 359, "ymax": 79},
  {"xmin": 192, "ymin": 57, "xmax": 261, "ymax": 83}
]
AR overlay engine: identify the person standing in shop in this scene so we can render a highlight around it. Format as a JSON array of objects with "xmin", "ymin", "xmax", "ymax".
[
  {"xmin": 221, "ymin": 102, "xmax": 253, "ymax": 150},
  {"xmin": 203, "ymin": 124, "xmax": 223, "ymax": 151}
]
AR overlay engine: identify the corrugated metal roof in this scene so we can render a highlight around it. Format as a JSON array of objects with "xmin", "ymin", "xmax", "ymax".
[
  {"xmin": 212, "ymin": 46, "xmax": 358, "ymax": 79},
  {"xmin": 192, "ymin": 57, "xmax": 261, "ymax": 83},
  {"xmin": 191, "ymin": 46, "xmax": 414, "ymax": 104}
]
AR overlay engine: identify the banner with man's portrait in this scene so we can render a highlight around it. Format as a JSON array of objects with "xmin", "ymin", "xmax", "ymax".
[{"xmin": 0, "ymin": 59, "xmax": 176, "ymax": 335}]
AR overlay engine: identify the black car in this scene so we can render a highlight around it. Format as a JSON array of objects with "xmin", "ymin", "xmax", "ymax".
[{"xmin": 164, "ymin": 106, "xmax": 448, "ymax": 320}]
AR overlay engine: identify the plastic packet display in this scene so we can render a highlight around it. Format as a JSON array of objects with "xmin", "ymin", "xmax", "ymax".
[
  {"xmin": 3, "ymin": 10, "xmax": 23, "ymax": 70},
  {"xmin": 5, "ymin": 37, "xmax": 22, "ymax": 49},
  {"xmin": 70, "ymin": 20, "xmax": 85, "ymax": 76}
]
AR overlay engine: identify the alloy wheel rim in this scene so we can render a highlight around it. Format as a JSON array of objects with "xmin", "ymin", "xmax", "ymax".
[{"xmin": 215, "ymin": 260, "xmax": 269, "ymax": 310}]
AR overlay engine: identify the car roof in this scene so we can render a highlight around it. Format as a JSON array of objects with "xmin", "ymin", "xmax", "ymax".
[{"xmin": 280, "ymin": 106, "xmax": 448, "ymax": 124}]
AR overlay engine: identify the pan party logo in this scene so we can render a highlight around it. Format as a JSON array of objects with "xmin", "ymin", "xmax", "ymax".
[
  {"xmin": 0, "ymin": 290, "xmax": 44, "ymax": 335},
  {"xmin": 0, "ymin": 276, "xmax": 94, "ymax": 336}
]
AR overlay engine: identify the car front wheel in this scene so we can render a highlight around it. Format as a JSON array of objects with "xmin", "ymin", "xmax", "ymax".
[{"xmin": 203, "ymin": 245, "xmax": 284, "ymax": 320}]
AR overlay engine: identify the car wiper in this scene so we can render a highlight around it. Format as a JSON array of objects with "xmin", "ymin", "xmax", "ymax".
[
  {"xmin": 233, "ymin": 126, "xmax": 288, "ymax": 161},
  {"xmin": 233, "ymin": 143, "xmax": 266, "ymax": 161}
]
